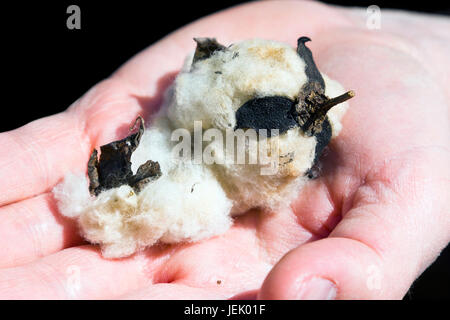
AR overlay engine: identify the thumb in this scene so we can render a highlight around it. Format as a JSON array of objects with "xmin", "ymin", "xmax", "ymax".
[
  {"xmin": 258, "ymin": 158, "xmax": 449, "ymax": 299},
  {"xmin": 258, "ymin": 237, "xmax": 389, "ymax": 299}
]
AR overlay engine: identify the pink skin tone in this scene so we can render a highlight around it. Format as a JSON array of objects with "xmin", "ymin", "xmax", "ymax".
[{"xmin": 0, "ymin": 1, "xmax": 449, "ymax": 299}]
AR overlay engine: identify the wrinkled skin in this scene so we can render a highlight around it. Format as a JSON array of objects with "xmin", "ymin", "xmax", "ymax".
[{"xmin": 0, "ymin": 1, "xmax": 449, "ymax": 299}]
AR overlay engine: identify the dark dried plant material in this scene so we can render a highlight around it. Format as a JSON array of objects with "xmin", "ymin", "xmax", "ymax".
[
  {"xmin": 192, "ymin": 37, "xmax": 227, "ymax": 64},
  {"xmin": 87, "ymin": 149, "xmax": 100, "ymax": 195},
  {"xmin": 88, "ymin": 116, "xmax": 162, "ymax": 196},
  {"xmin": 129, "ymin": 159, "xmax": 162, "ymax": 193},
  {"xmin": 235, "ymin": 96, "xmax": 298, "ymax": 137},
  {"xmin": 311, "ymin": 116, "xmax": 332, "ymax": 165},
  {"xmin": 295, "ymin": 82, "xmax": 354, "ymax": 136},
  {"xmin": 305, "ymin": 161, "xmax": 323, "ymax": 180},
  {"xmin": 295, "ymin": 37, "xmax": 354, "ymax": 170},
  {"xmin": 296, "ymin": 37, "xmax": 325, "ymax": 91},
  {"xmin": 295, "ymin": 37, "xmax": 354, "ymax": 137}
]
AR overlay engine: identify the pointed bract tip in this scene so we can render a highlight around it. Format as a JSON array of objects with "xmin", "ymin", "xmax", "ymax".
[{"xmin": 298, "ymin": 36, "xmax": 312, "ymax": 45}]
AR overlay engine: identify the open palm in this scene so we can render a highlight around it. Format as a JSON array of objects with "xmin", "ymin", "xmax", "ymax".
[{"xmin": 0, "ymin": 1, "xmax": 449, "ymax": 299}]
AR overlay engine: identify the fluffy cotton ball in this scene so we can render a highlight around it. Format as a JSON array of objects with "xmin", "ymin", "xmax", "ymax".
[
  {"xmin": 54, "ymin": 37, "xmax": 351, "ymax": 258},
  {"xmin": 53, "ymin": 173, "xmax": 91, "ymax": 218},
  {"xmin": 54, "ymin": 162, "xmax": 232, "ymax": 258}
]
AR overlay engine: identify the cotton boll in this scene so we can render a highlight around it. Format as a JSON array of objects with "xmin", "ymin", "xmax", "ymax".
[
  {"xmin": 93, "ymin": 163, "xmax": 232, "ymax": 258},
  {"xmin": 55, "ymin": 161, "xmax": 232, "ymax": 258},
  {"xmin": 53, "ymin": 37, "xmax": 353, "ymax": 258}
]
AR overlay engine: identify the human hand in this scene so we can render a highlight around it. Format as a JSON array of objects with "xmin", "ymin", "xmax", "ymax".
[{"xmin": 0, "ymin": 0, "xmax": 449, "ymax": 299}]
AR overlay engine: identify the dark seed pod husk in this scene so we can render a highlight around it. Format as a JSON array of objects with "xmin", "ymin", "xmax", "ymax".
[
  {"xmin": 295, "ymin": 37, "xmax": 354, "ymax": 137},
  {"xmin": 235, "ymin": 96, "xmax": 298, "ymax": 137},
  {"xmin": 192, "ymin": 38, "xmax": 227, "ymax": 64},
  {"xmin": 87, "ymin": 116, "xmax": 162, "ymax": 196},
  {"xmin": 297, "ymin": 36, "xmax": 326, "ymax": 92},
  {"xmin": 295, "ymin": 37, "xmax": 354, "ymax": 177}
]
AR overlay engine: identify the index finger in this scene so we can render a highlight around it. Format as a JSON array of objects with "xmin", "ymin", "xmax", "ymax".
[
  {"xmin": 0, "ymin": 79, "xmax": 146, "ymax": 206},
  {"xmin": 0, "ymin": 112, "xmax": 90, "ymax": 206}
]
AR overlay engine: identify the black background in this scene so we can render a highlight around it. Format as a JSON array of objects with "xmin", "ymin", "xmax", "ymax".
[{"xmin": 2, "ymin": 1, "xmax": 449, "ymax": 299}]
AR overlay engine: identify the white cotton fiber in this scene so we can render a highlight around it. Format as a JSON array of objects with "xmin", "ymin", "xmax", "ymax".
[
  {"xmin": 54, "ymin": 162, "xmax": 232, "ymax": 258},
  {"xmin": 52, "ymin": 173, "xmax": 91, "ymax": 218},
  {"xmin": 140, "ymin": 163, "xmax": 233, "ymax": 244},
  {"xmin": 130, "ymin": 115, "xmax": 175, "ymax": 175}
]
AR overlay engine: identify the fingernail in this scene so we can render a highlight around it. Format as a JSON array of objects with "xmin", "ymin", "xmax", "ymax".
[{"xmin": 296, "ymin": 277, "xmax": 337, "ymax": 300}]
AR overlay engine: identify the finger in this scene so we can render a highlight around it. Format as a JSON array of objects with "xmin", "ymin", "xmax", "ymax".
[
  {"xmin": 259, "ymin": 237, "xmax": 380, "ymax": 299},
  {"xmin": 0, "ymin": 192, "xmax": 83, "ymax": 269},
  {"xmin": 0, "ymin": 79, "xmax": 148, "ymax": 207},
  {"xmin": 259, "ymin": 151, "xmax": 450, "ymax": 299},
  {"xmin": 0, "ymin": 245, "xmax": 170, "ymax": 299},
  {"xmin": 0, "ymin": 112, "xmax": 91, "ymax": 206},
  {"xmin": 120, "ymin": 283, "xmax": 227, "ymax": 300}
]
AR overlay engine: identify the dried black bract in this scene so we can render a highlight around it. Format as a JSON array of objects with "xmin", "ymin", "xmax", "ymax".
[
  {"xmin": 235, "ymin": 96, "xmax": 298, "ymax": 136},
  {"xmin": 305, "ymin": 161, "xmax": 323, "ymax": 180},
  {"xmin": 192, "ymin": 38, "xmax": 227, "ymax": 64},
  {"xmin": 295, "ymin": 37, "xmax": 354, "ymax": 137},
  {"xmin": 88, "ymin": 116, "xmax": 162, "ymax": 196},
  {"xmin": 312, "ymin": 116, "xmax": 332, "ymax": 163},
  {"xmin": 295, "ymin": 37, "xmax": 354, "ymax": 174},
  {"xmin": 297, "ymin": 36, "xmax": 325, "ymax": 92}
]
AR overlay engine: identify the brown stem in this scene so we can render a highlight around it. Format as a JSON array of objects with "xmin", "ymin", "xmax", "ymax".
[
  {"xmin": 302, "ymin": 90, "xmax": 355, "ymax": 135},
  {"xmin": 316, "ymin": 90, "xmax": 355, "ymax": 119}
]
